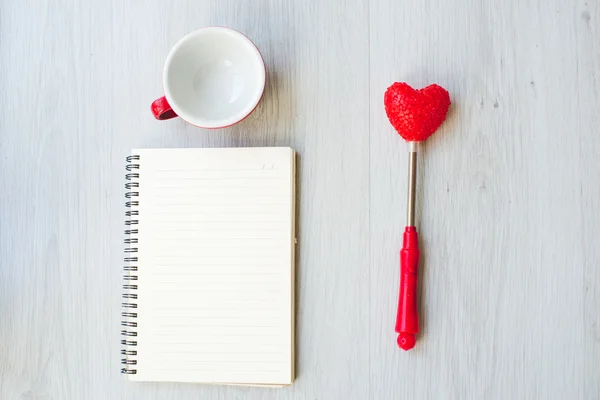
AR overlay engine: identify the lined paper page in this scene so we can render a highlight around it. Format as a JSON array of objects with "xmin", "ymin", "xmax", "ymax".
[{"xmin": 129, "ymin": 148, "xmax": 295, "ymax": 385}]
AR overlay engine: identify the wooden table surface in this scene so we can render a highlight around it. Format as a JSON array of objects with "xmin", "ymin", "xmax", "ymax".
[{"xmin": 1, "ymin": 0, "xmax": 599, "ymax": 399}]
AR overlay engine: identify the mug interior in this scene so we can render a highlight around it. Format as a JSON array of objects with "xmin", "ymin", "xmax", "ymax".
[{"xmin": 164, "ymin": 28, "xmax": 265, "ymax": 128}]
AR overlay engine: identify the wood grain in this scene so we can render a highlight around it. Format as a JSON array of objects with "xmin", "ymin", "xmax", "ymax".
[{"xmin": 0, "ymin": 0, "xmax": 598, "ymax": 398}]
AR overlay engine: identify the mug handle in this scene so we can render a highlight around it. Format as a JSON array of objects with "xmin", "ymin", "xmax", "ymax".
[{"xmin": 151, "ymin": 96, "xmax": 178, "ymax": 120}]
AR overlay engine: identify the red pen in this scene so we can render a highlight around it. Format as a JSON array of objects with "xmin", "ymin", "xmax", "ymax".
[{"xmin": 384, "ymin": 82, "xmax": 451, "ymax": 350}]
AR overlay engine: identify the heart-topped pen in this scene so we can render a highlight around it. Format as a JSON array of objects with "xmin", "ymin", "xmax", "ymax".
[{"xmin": 384, "ymin": 82, "xmax": 451, "ymax": 350}]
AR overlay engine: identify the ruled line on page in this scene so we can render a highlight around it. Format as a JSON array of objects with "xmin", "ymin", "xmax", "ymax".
[
  {"xmin": 155, "ymin": 176, "xmax": 286, "ymax": 180},
  {"xmin": 152, "ymin": 368, "xmax": 283, "ymax": 372},
  {"xmin": 154, "ymin": 168, "xmax": 282, "ymax": 172},
  {"xmin": 155, "ymin": 350, "xmax": 283, "ymax": 355}
]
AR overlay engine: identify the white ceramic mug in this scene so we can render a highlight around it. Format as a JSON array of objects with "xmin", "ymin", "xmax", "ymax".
[{"xmin": 151, "ymin": 27, "xmax": 266, "ymax": 128}]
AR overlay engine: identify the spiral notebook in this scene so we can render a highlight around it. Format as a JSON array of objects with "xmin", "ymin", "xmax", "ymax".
[{"xmin": 122, "ymin": 147, "xmax": 296, "ymax": 386}]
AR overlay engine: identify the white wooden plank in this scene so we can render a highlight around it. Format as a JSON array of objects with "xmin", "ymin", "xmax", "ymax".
[
  {"xmin": 369, "ymin": 0, "xmax": 600, "ymax": 398},
  {"xmin": 0, "ymin": 0, "xmax": 370, "ymax": 398}
]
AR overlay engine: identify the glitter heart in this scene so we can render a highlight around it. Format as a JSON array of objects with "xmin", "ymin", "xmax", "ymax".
[{"xmin": 384, "ymin": 82, "xmax": 451, "ymax": 142}]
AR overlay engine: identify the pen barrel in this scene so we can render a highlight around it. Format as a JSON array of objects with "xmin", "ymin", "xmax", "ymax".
[{"xmin": 395, "ymin": 226, "xmax": 420, "ymax": 350}]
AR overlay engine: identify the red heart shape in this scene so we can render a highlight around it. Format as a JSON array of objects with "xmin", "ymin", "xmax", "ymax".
[{"xmin": 384, "ymin": 82, "xmax": 451, "ymax": 142}]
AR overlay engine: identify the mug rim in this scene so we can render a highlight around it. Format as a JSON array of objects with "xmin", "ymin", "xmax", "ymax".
[{"xmin": 162, "ymin": 27, "xmax": 266, "ymax": 129}]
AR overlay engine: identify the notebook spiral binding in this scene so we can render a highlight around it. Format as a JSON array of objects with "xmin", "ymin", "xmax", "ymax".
[{"xmin": 122, "ymin": 155, "xmax": 140, "ymax": 375}]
